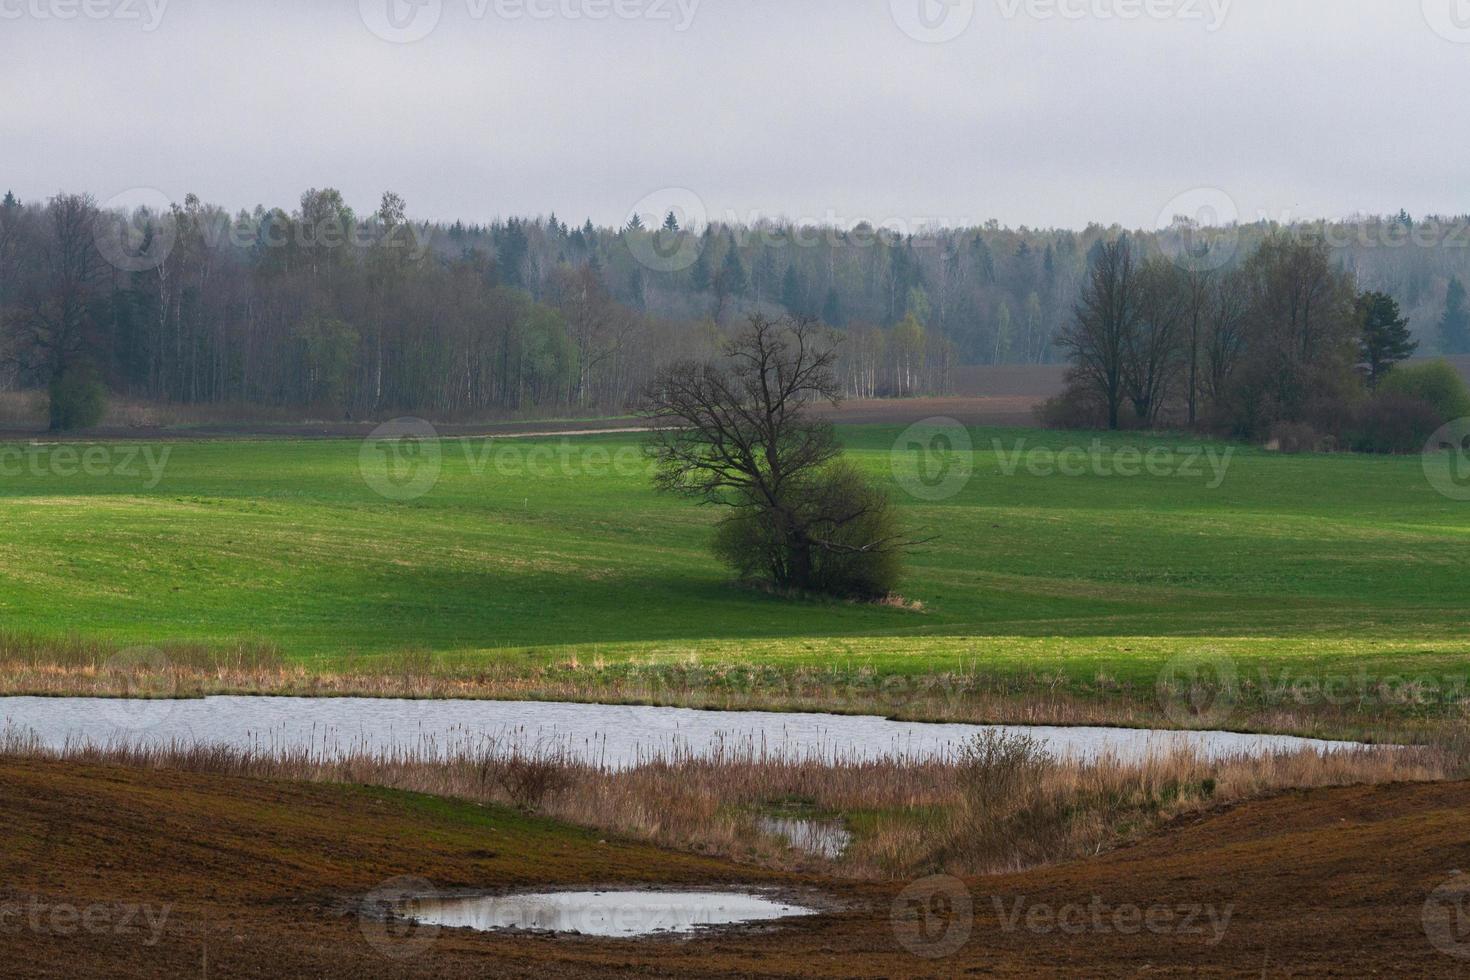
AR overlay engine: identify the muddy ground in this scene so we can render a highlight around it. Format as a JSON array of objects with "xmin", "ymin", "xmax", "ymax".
[{"xmin": 3, "ymin": 758, "xmax": 1469, "ymax": 977}]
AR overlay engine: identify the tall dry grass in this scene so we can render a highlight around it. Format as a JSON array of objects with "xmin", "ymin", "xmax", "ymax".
[{"xmin": 1, "ymin": 724, "xmax": 1456, "ymax": 880}]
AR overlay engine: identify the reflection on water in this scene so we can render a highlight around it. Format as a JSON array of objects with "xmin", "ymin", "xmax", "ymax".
[
  {"xmin": 757, "ymin": 816, "xmax": 852, "ymax": 860},
  {"xmin": 399, "ymin": 890, "xmax": 816, "ymax": 937},
  {"xmin": 0, "ymin": 695, "xmax": 1361, "ymax": 769}
]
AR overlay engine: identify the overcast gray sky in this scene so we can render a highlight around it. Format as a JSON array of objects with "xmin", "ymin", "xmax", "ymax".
[{"xmin": 3, "ymin": 0, "xmax": 1468, "ymax": 230}]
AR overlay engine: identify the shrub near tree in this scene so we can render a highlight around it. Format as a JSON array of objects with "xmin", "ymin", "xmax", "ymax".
[
  {"xmin": 47, "ymin": 361, "xmax": 107, "ymax": 431},
  {"xmin": 641, "ymin": 314, "xmax": 907, "ymax": 600},
  {"xmin": 1378, "ymin": 360, "xmax": 1470, "ymax": 424}
]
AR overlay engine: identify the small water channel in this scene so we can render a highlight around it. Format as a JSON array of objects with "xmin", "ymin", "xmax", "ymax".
[{"xmin": 0, "ymin": 696, "xmax": 1361, "ymax": 767}]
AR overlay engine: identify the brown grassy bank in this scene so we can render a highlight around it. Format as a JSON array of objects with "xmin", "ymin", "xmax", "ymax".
[{"xmin": 3, "ymin": 723, "xmax": 1457, "ymax": 882}]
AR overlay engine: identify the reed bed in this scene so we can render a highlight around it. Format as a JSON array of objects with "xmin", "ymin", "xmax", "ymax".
[{"xmin": 1, "ymin": 722, "xmax": 1456, "ymax": 880}]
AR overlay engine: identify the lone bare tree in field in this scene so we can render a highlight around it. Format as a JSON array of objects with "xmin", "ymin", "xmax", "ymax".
[{"xmin": 641, "ymin": 314, "xmax": 905, "ymax": 598}]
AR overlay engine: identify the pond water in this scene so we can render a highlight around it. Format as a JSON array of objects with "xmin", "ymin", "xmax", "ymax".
[
  {"xmin": 757, "ymin": 816, "xmax": 853, "ymax": 859},
  {"xmin": 396, "ymin": 890, "xmax": 816, "ymax": 937},
  {"xmin": 0, "ymin": 696, "xmax": 1361, "ymax": 768}
]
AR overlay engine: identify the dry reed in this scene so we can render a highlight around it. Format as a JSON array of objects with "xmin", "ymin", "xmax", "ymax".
[{"xmin": 1, "ymin": 722, "xmax": 1456, "ymax": 881}]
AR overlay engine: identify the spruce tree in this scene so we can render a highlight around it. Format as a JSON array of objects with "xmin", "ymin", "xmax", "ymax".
[
  {"xmin": 688, "ymin": 234, "xmax": 712, "ymax": 292},
  {"xmin": 719, "ymin": 236, "xmax": 747, "ymax": 297},
  {"xmin": 822, "ymin": 287, "xmax": 842, "ymax": 326},
  {"xmin": 1356, "ymin": 291, "xmax": 1417, "ymax": 388},
  {"xmin": 1441, "ymin": 277, "xmax": 1470, "ymax": 355},
  {"xmin": 781, "ymin": 263, "xmax": 804, "ymax": 314}
]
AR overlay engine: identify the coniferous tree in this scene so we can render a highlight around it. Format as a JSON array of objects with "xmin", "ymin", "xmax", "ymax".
[
  {"xmin": 1356, "ymin": 290, "xmax": 1417, "ymax": 388},
  {"xmin": 495, "ymin": 218, "xmax": 529, "ymax": 288},
  {"xmin": 781, "ymin": 263, "xmax": 804, "ymax": 315},
  {"xmin": 754, "ymin": 247, "xmax": 778, "ymax": 305},
  {"xmin": 688, "ymin": 230, "xmax": 713, "ymax": 292},
  {"xmin": 822, "ymin": 287, "xmax": 843, "ymax": 327},
  {"xmin": 719, "ymin": 236, "xmax": 747, "ymax": 297},
  {"xmin": 1441, "ymin": 277, "xmax": 1470, "ymax": 355},
  {"xmin": 627, "ymin": 267, "xmax": 646, "ymax": 311}
]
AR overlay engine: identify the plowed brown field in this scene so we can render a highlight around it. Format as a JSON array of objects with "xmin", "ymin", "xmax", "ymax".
[{"xmin": 4, "ymin": 759, "xmax": 1470, "ymax": 977}]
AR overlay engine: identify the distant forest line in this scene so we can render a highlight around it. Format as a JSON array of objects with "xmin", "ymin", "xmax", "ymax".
[{"xmin": 2, "ymin": 188, "xmax": 1469, "ymax": 424}]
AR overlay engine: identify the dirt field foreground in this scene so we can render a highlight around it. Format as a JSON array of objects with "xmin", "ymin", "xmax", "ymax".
[{"xmin": 4, "ymin": 759, "xmax": 1470, "ymax": 977}]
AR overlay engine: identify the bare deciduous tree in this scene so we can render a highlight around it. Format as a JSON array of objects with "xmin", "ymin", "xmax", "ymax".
[
  {"xmin": 1058, "ymin": 237, "xmax": 1139, "ymax": 430},
  {"xmin": 641, "ymin": 314, "xmax": 906, "ymax": 597},
  {"xmin": 1123, "ymin": 258, "xmax": 1188, "ymax": 427}
]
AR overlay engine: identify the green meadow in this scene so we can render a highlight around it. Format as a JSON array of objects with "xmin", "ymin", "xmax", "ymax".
[{"xmin": 1, "ymin": 426, "xmax": 1467, "ymax": 693}]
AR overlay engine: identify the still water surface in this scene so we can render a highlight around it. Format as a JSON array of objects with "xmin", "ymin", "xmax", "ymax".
[
  {"xmin": 398, "ymin": 890, "xmax": 816, "ymax": 937},
  {"xmin": 0, "ymin": 695, "xmax": 1360, "ymax": 767}
]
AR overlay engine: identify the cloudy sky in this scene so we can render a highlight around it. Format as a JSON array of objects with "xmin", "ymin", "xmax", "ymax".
[{"xmin": 3, "ymin": 0, "xmax": 1467, "ymax": 230}]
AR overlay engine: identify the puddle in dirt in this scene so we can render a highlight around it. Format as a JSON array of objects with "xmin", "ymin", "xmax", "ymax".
[
  {"xmin": 395, "ymin": 890, "xmax": 817, "ymax": 937},
  {"xmin": 758, "ymin": 816, "xmax": 852, "ymax": 859}
]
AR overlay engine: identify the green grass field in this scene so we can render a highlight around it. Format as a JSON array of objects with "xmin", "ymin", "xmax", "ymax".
[{"xmin": 1, "ymin": 425, "xmax": 1467, "ymax": 699}]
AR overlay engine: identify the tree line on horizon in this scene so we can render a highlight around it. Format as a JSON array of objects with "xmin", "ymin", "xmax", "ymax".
[
  {"xmin": 1053, "ymin": 232, "xmax": 1470, "ymax": 453},
  {"xmin": 1, "ymin": 187, "xmax": 1468, "ymax": 430}
]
